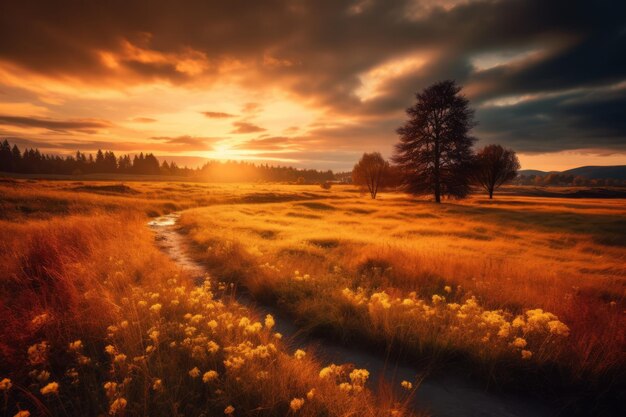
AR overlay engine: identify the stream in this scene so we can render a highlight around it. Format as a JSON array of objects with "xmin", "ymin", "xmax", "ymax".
[{"xmin": 148, "ymin": 212, "xmax": 557, "ymax": 417}]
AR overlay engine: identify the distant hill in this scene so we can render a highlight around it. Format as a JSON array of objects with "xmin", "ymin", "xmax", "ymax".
[
  {"xmin": 519, "ymin": 165, "xmax": 626, "ymax": 180},
  {"xmin": 561, "ymin": 165, "xmax": 626, "ymax": 180},
  {"xmin": 518, "ymin": 169, "xmax": 552, "ymax": 177}
]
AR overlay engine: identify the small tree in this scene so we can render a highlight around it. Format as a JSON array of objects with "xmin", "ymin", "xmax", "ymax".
[
  {"xmin": 352, "ymin": 152, "xmax": 390, "ymax": 199},
  {"xmin": 393, "ymin": 80, "xmax": 476, "ymax": 203},
  {"xmin": 473, "ymin": 144, "xmax": 520, "ymax": 198}
]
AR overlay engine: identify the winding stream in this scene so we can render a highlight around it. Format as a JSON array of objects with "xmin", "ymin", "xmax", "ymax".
[{"xmin": 148, "ymin": 212, "xmax": 556, "ymax": 417}]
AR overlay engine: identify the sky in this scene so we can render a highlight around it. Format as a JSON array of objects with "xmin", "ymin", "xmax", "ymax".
[{"xmin": 0, "ymin": 0, "xmax": 625, "ymax": 171}]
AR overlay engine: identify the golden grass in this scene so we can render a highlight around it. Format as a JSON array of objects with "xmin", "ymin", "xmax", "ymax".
[
  {"xmin": 179, "ymin": 188, "xmax": 625, "ymax": 396},
  {"xmin": 0, "ymin": 180, "xmax": 416, "ymax": 417}
]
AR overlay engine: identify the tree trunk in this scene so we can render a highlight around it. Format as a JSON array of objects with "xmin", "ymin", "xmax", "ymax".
[
  {"xmin": 434, "ymin": 137, "xmax": 441, "ymax": 203},
  {"xmin": 489, "ymin": 190, "xmax": 493, "ymax": 199}
]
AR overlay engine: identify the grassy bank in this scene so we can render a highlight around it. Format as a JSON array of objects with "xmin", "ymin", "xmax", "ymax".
[
  {"xmin": 179, "ymin": 189, "xmax": 625, "ymax": 414},
  {"xmin": 0, "ymin": 180, "xmax": 415, "ymax": 417}
]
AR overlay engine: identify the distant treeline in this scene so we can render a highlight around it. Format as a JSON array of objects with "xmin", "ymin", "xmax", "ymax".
[
  {"xmin": 0, "ymin": 140, "xmax": 334, "ymax": 183},
  {"xmin": 515, "ymin": 173, "xmax": 626, "ymax": 187}
]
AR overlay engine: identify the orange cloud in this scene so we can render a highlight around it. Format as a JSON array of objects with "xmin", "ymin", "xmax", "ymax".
[{"xmin": 231, "ymin": 121, "xmax": 266, "ymax": 134}]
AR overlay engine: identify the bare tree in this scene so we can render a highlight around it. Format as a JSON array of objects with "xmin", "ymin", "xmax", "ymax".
[
  {"xmin": 393, "ymin": 80, "xmax": 476, "ymax": 203},
  {"xmin": 352, "ymin": 152, "xmax": 390, "ymax": 199},
  {"xmin": 473, "ymin": 144, "xmax": 520, "ymax": 198}
]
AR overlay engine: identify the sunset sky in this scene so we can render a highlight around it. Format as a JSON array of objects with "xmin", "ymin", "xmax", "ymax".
[{"xmin": 0, "ymin": 0, "xmax": 624, "ymax": 171}]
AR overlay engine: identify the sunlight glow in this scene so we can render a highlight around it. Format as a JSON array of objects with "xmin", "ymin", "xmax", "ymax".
[{"xmin": 357, "ymin": 52, "xmax": 430, "ymax": 101}]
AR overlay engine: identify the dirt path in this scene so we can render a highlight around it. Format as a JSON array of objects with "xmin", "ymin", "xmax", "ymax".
[{"xmin": 149, "ymin": 212, "xmax": 556, "ymax": 417}]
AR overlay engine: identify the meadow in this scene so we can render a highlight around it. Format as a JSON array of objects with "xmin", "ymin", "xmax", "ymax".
[
  {"xmin": 0, "ymin": 179, "xmax": 416, "ymax": 417},
  {"xmin": 0, "ymin": 178, "xmax": 624, "ymax": 416},
  {"xmin": 179, "ymin": 186, "xmax": 625, "ymax": 413}
]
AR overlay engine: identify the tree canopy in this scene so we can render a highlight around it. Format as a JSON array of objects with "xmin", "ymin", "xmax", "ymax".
[
  {"xmin": 393, "ymin": 80, "xmax": 476, "ymax": 203},
  {"xmin": 473, "ymin": 144, "xmax": 520, "ymax": 198},
  {"xmin": 352, "ymin": 152, "xmax": 390, "ymax": 199}
]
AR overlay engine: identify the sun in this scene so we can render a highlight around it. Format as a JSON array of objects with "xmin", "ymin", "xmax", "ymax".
[{"xmin": 204, "ymin": 145, "xmax": 242, "ymax": 161}]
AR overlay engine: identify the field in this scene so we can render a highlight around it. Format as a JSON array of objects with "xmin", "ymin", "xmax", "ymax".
[{"xmin": 1, "ymin": 178, "xmax": 624, "ymax": 416}]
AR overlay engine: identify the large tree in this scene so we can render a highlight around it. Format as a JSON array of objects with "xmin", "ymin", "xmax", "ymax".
[
  {"xmin": 352, "ymin": 152, "xmax": 390, "ymax": 199},
  {"xmin": 473, "ymin": 144, "xmax": 520, "ymax": 199},
  {"xmin": 393, "ymin": 80, "xmax": 476, "ymax": 203}
]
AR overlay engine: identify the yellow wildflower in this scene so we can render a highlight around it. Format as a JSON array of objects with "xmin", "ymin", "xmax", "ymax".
[
  {"xmin": 512, "ymin": 316, "xmax": 525, "ymax": 328},
  {"xmin": 290, "ymin": 398, "xmax": 305, "ymax": 412},
  {"xmin": 14, "ymin": 411, "xmax": 30, "ymax": 417},
  {"xmin": 27, "ymin": 341, "xmax": 49, "ymax": 365},
  {"xmin": 0, "ymin": 378, "xmax": 12, "ymax": 391},
  {"xmin": 401, "ymin": 380, "xmax": 413, "ymax": 390},
  {"xmin": 497, "ymin": 324, "xmax": 511, "ymax": 338},
  {"xmin": 109, "ymin": 398, "xmax": 127, "ymax": 415},
  {"xmin": 521, "ymin": 350, "xmax": 533, "ymax": 359},
  {"xmin": 114, "ymin": 354, "xmax": 127, "ymax": 364},
  {"xmin": 547, "ymin": 320, "xmax": 570, "ymax": 337},
  {"xmin": 319, "ymin": 364, "xmax": 339, "ymax": 379},
  {"xmin": 207, "ymin": 341, "xmax": 220, "ymax": 354},
  {"xmin": 189, "ymin": 367, "xmax": 200, "ymax": 378},
  {"xmin": 152, "ymin": 379, "xmax": 163, "ymax": 391},
  {"xmin": 244, "ymin": 322, "xmax": 262, "ymax": 334},
  {"xmin": 224, "ymin": 405, "xmax": 235, "ymax": 415},
  {"xmin": 512, "ymin": 337, "xmax": 527, "ymax": 349},
  {"xmin": 265, "ymin": 314, "xmax": 275, "ymax": 329},
  {"xmin": 349, "ymin": 368, "xmax": 369, "ymax": 387},
  {"xmin": 339, "ymin": 382, "xmax": 352, "ymax": 392},
  {"xmin": 149, "ymin": 330, "xmax": 159, "ymax": 342},
  {"xmin": 431, "ymin": 294, "xmax": 444, "ymax": 304},
  {"xmin": 294, "ymin": 349, "xmax": 306, "ymax": 360},
  {"xmin": 202, "ymin": 370, "xmax": 219, "ymax": 383},
  {"xmin": 68, "ymin": 340, "xmax": 83, "ymax": 351},
  {"xmin": 103, "ymin": 381, "xmax": 118, "ymax": 398},
  {"xmin": 149, "ymin": 303, "xmax": 162, "ymax": 313},
  {"xmin": 306, "ymin": 388, "xmax": 316, "ymax": 400},
  {"xmin": 40, "ymin": 382, "xmax": 59, "ymax": 395}
]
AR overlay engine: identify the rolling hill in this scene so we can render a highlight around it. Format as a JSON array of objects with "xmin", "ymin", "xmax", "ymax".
[{"xmin": 519, "ymin": 165, "xmax": 626, "ymax": 179}]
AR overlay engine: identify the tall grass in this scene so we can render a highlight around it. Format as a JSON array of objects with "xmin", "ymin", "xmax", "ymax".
[
  {"xmin": 0, "ymin": 181, "xmax": 416, "ymax": 417},
  {"xmin": 179, "ymin": 192, "xmax": 625, "ymax": 411}
]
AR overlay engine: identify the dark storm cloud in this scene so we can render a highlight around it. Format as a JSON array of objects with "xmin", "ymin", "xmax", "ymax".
[
  {"xmin": 476, "ymin": 85, "xmax": 626, "ymax": 152},
  {"xmin": 231, "ymin": 121, "xmax": 266, "ymax": 134},
  {"xmin": 0, "ymin": 115, "xmax": 112, "ymax": 132},
  {"xmin": 1, "ymin": 0, "xmax": 625, "ymax": 153}
]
